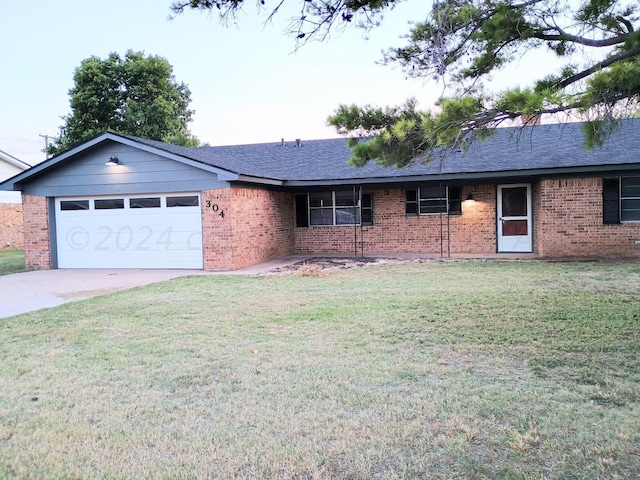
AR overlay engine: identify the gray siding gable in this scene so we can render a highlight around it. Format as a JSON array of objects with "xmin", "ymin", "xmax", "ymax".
[
  {"xmin": 0, "ymin": 133, "xmax": 236, "ymax": 195},
  {"xmin": 16, "ymin": 140, "xmax": 229, "ymax": 197}
]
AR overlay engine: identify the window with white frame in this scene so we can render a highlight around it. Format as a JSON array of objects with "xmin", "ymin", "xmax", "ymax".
[
  {"xmin": 297, "ymin": 190, "xmax": 373, "ymax": 227},
  {"xmin": 406, "ymin": 185, "xmax": 462, "ymax": 215}
]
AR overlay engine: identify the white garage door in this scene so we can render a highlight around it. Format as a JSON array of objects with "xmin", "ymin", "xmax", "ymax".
[{"xmin": 55, "ymin": 193, "xmax": 203, "ymax": 269}]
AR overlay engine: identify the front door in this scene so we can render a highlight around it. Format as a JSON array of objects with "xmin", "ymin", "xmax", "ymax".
[{"xmin": 497, "ymin": 184, "xmax": 532, "ymax": 253}]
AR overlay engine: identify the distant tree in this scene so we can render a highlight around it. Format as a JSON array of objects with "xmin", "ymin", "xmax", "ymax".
[
  {"xmin": 172, "ymin": 0, "xmax": 640, "ymax": 167},
  {"xmin": 50, "ymin": 50, "xmax": 199, "ymax": 155}
]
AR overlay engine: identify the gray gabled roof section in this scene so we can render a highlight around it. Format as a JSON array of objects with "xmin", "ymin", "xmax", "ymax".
[
  {"xmin": 3, "ymin": 119, "xmax": 639, "ymax": 192},
  {"xmin": 127, "ymin": 119, "xmax": 640, "ymax": 185}
]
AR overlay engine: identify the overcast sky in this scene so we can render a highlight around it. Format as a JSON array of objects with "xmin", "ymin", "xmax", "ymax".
[{"xmin": 0, "ymin": 0, "xmax": 557, "ymax": 166}]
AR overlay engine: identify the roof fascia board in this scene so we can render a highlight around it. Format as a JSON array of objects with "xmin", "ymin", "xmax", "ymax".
[
  {"xmin": 236, "ymin": 174, "xmax": 284, "ymax": 186},
  {"xmin": 282, "ymin": 163, "xmax": 640, "ymax": 187}
]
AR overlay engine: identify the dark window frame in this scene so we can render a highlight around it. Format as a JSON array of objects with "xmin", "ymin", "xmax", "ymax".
[
  {"xmin": 620, "ymin": 176, "xmax": 640, "ymax": 222},
  {"xmin": 303, "ymin": 190, "xmax": 373, "ymax": 227},
  {"xmin": 603, "ymin": 176, "xmax": 640, "ymax": 223},
  {"xmin": 406, "ymin": 185, "xmax": 462, "ymax": 216}
]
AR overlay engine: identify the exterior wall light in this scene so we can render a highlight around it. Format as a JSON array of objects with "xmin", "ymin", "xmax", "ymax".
[
  {"xmin": 105, "ymin": 155, "xmax": 119, "ymax": 166},
  {"xmin": 465, "ymin": 192, "xmax": 475, "ymax": 202}
]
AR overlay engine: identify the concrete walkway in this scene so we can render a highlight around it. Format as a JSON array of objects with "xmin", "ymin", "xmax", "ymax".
[{"xmin": 0, "ymin": 255, "xmax": 315, "ymax": 319}]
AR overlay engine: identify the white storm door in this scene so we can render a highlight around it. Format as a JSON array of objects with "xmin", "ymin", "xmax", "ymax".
[{"xmin": 497, "ymin": 184, "xmax": 532, "ymax": 253}]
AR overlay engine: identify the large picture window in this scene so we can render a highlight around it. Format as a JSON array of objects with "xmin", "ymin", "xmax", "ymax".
[
  {"xmin": 603, "ymin": 177, "xmax": 640, "ymax": 223},
  {"xmin": 406, "ymin": 185, "xmax": 462, "ymax": 216},
  {"xmin": 298, "ymin": 190, "xmax": 373, "ymax": 227}
]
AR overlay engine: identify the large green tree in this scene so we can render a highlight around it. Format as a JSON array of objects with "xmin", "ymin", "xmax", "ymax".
[
  {"xmin": 50, "ymin": 50, "xmax": 198, "ymax": 155},
  {"xmin": 172, "ymin": 0, "xmax": 640, "ymax": 167}
]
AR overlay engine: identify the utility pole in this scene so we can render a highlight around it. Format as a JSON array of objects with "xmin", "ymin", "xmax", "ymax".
[{"xmin": 39, "ymin": 134, "xmax": 57, "ymax": 159}]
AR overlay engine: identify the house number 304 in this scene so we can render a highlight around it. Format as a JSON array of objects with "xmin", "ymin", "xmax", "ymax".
[{"xmin": 205, "ymin": 200, "xmax": 225, "ymax": 218}]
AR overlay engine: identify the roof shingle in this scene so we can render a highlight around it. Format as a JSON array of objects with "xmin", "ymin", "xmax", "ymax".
[{"xmin": 122, "ymin": 118, "xmax": 640, "ymax": 184}]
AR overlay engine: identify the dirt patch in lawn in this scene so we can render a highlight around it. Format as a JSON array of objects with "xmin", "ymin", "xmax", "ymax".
[{"xmin": 264, "ymin": 256, "xmax": 449, "ymax": 275}]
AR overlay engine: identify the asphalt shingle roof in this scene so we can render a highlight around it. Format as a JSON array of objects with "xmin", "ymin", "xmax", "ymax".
[{"xmin": 126, "ymin": 118, "xmax": 640, "ymax": 184}]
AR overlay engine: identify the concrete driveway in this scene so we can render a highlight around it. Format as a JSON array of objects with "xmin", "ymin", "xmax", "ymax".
[
  {"xmin": 0, "ymin": 269, "xmax": 204, "ymax": 319},
  {"xmin": 0, "ymin": 256, "xmax": 313, "ymax": 319}
]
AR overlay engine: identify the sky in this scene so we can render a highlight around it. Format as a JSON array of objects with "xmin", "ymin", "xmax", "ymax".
[{"xmin": 0, "ymin": 0, "xmax": 558, "ymax": 166}]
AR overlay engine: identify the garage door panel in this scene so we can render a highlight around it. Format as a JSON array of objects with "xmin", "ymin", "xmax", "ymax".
[{"xmin": 55, "ymin": 194, "xmax": 203, "ymax": 269}]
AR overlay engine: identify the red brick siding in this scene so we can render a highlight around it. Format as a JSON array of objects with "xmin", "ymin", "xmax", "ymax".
[
  {"xmin": 0, "ymin": 203, "xmax": 24, "ymax": 249},
  {"xmin": 534, "ymin": 177, "xmax": 640, "ymax": 258},
  {"xmin": 201, "ymin": 189, "xmax": 233, "ymax": 270},
  {"xmin": 22, "ymin": 195, "xmax": 50, "ymax": 269},
  {"xmin": 295, "ymin": 185, "xmax": 496, "ymax": 255},
  {"xmin": 201, "ymin": 187, "xmax": 294, "ymax": 270}
]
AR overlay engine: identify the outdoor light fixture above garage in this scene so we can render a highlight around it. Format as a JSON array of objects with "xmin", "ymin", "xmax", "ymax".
[{"xmin": 105, "ymin": 155, "xmax": 119, "ymax": 166}]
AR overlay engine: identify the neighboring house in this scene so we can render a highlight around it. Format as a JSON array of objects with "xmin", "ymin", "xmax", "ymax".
[
  {"xmin": 1, "ymin": 119, "xmax": 639, "ymax": 270},
  {"xmin": 0, "ymin": 149, "xmax": 30, "ymax": 249}
]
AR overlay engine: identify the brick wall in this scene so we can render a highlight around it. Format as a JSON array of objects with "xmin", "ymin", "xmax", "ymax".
[
  {"xmin": 0, "ymin": 203, "xmax": 24, "ymax": 249},
  {"xmin": 535, "ymin": 177, "xmax": 640, "ymax": 258},
  {"xmin": 295, "ymin": 185, "xmax": 497, "ymax": 256},
  {"xmin": 20, "ymin": 178, "xmax": 640, "ymax": 272},
  {"xmin": 201, "ymin": 187, "xmax": 295, "ymax": 270},
  {"xmin": 22, "ymin": 195, "xmax": 50, "ymax": 269}
]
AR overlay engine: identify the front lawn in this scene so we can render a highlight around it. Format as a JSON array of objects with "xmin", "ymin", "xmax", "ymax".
[
  {"xmin": 1, "ymin": 261, "xmax": 639, "ymax": 479},
  {"xmin": 0, "ymin": 249, "xmax": 25, "ymax": 275}
]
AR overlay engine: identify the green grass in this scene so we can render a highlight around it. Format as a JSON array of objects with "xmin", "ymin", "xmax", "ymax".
[
  {"xmin": 0, "ymin": 249, "xmax": 26, "ymax": 275},
  {"xmin": 1, "ymin": 261, "xmax": 639, "ymax": 479}
]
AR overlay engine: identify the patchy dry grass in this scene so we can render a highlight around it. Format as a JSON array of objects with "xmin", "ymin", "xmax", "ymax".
[
  {"xmin": 293, "ymin": 262, "xmax": 326, "ymax": 277},
  {"xmin": 0, "ymin": 249, "xmax": 25, "ymax": 276},
  {"xmin": 1, "ymin": 261, "xmax": 639, "ymax": 479}
]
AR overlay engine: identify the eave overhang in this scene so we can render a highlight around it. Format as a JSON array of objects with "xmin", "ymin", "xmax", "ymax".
[
  {"xmin": 236, "ymin": 174, "xmax": 284, "ymax": 186},
  {"xmin": 280, "ymin": 162, "xmax": 640, "ymax": 188}
]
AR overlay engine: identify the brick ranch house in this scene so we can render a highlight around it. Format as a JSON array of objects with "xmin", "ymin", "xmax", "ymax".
[
  {"xmin": 0, "ymin": 148, "xmax": 30, "ymax": 250},
  {"xmin": 1, "ymin": 119, "xmax": 639, "ymax": 270}
]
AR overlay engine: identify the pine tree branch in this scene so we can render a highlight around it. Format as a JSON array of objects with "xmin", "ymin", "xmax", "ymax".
[
  {"xmin": 535, "ymin": 28, "xmax": 630, "ymax": 47},
  {"xmin": 557, "ymin": 46, "xmax": 640, "ymax": 89}
]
